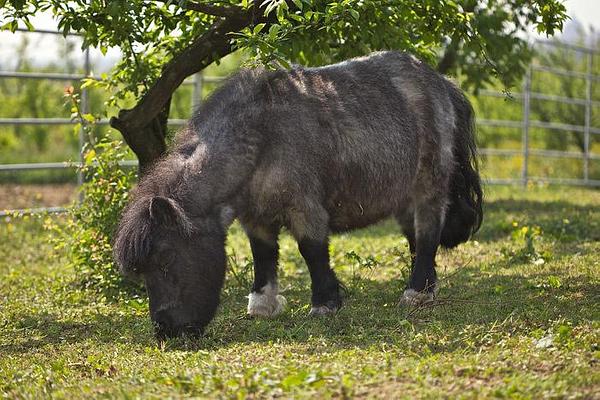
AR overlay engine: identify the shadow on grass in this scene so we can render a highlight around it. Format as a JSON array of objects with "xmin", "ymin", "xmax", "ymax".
[
  {"xmin": 168, "ymin": 262, "xmax": 598, "ymax": 352},
  {"xmin": 436, "ymin": 264, "xmax": 600, "ymax": 322},
  {"xmin": 3, "ymin": 196, "xmax": 597, "ymax": 354},
  {"xmin": 3, "ymin": 261, "xmax": 597, "ymax": 355},
  {"xmin": 0, "ymin": 312, "xmax": 155, "ymax": 355}
]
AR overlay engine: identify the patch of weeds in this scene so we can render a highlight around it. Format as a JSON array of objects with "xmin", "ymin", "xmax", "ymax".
[
  {"xmin": 44, "ymin": 88, "xmax": 142, "ymax": 299},
  {"xmin": 388, "ymin": 245, "xmax": 412, "ymax": 286},
  {"xmin": 344, "ymin": 250, "xmax": 379, "ymax": 290},
  {"xmin": 280, "ymin": 369, "xmax": 326, "ymax": 392},
  {"xmin": 225, "ymin": 248, "xmax": 253, "ymax": 295},
  {"xmin": 526, "ymin": 275, "xmax": 563, "ymax": 295},
  {"xmin": 554, "ymin": 322, "xmax": 575, "ymax": 350},
  {"xmin": 532, "ymin": 320, "xmax": 576, "ymax": 350},
  {"xmin": 501, "ymin": 221, "xmax": 551, "ymax": 265},
  {"xmin": 546, "ymin": 218, "xmax": 578, "ymax": 242}
]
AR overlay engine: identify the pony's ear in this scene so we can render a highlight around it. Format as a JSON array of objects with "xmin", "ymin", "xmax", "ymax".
[{"xmin": 149, "ymin": 196, "xmax": 179, "ymax": 227}]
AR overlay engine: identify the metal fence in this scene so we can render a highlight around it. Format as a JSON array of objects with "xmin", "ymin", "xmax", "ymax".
[
  {"xmin": 1, "ymin": 31, "xmax": 598, "ymax": 216},
  {"xmin": 478, "ymin": 39, "xmax": 599, "ymax": 187},
  {"xmin": 0, "ymin": 28, "xmax": 222, "ymax": 216}
]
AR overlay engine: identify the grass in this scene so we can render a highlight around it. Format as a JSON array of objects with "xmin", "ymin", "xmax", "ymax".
[{"xmin": 1, "ymin": 185, "xmax": 599, "ymax": 398}]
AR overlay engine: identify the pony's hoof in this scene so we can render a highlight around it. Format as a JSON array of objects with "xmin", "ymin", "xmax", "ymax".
[
  {"xmin": 400, "ymin": 288, "xmax": 434, "ymax": 307},
  {"xmin": 247, "ymin": 292, "xmax": 287, "ymax": 317},
  {"xmin": 309, "ymin": 304, "xmax": 338, "ymax": 316}
]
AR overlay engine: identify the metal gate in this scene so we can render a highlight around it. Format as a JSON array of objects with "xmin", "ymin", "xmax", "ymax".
[{"xmin": 478, "ymin": 40, "xmax": 599, "ymax": 187}]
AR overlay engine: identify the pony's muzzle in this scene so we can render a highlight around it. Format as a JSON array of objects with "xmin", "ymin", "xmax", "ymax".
[{"xmin": 153, "ymin": 309, "xmax": 205, "ymax": 339}]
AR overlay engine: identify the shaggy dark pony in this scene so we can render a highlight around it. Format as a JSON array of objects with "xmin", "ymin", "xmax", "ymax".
[{"xmin": 114, "ymin": 51, "xmax": 483, "ymax": 338}]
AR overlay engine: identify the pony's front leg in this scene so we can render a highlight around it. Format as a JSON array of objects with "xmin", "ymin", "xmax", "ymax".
[
  {"xmin": 290, "ymin": 208, "xmax": 342, "ymax": 315},
  {"xmin": 246, "ymin": 228, "xmax": 287, "ymax": 317},
  {"xmin": 401, "ymin": 203, "xmax": 442, "ymax": 306},
  {"xmin": 298, "ymin": 238, "xmax": 342, "ymax": 315},
  {"xmin": 289, "ymin": 204, "xmax": 342, "ymax": 316}
]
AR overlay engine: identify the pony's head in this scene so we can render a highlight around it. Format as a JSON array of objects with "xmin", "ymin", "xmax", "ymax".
[{"xmin": 113, "ymin": 157, "xmax": 228, "ymax": 339}]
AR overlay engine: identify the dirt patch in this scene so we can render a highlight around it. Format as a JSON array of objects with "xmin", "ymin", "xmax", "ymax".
[{"xmin": 0, "ymin": 184, "xmax": 78, "ymax": 210}]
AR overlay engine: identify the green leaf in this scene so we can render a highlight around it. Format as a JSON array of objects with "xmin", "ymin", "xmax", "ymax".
[
  {"xmin": 253, "ymin": 23, "xmax": 266, "ymax": 35},
  {"xmin": 276, "ymin": 1, "xmax": 288, "ymax": 23},
  {"xmin": 1, "ymin": 20, "xmax": 18, "ymax": 32},
  {"xmin": 82, "ymin": 114, "xmax": 96, "ymax": 124},
  {"xmin": 81, "ymin": 79, "xmax": 97, "ymax": 89},
  {"xmin": 292, "ymin": 0, "xmax": 303, "ymax": 11},
  {"xmin": 84, "ymin": 149, "xmax": 97, "ymax": 164},
  {"xmin": 268, "ymin": 24, "xmax": 281, "ymax": 40},
  {"xmin": 23, "ymin": 18, "xmax": 34, "ymax": 31}
]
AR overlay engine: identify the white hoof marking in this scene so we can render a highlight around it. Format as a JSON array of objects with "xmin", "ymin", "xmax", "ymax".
[
  {"xmin": 308, "ymin": 305, "xmax": 338, "ymax": 316},
  {"xmin": 400, "ymin": 289, "xmax": 434, "ymax": 307},
  {"xmin": 247, "ymin": 283, "xmax": 286, "ymax": 317}
]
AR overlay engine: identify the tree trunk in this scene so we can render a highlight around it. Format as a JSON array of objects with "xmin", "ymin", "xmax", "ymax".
[{"xmin": 111, "ymin": 97, "xmax": 171, "ymax": 173}]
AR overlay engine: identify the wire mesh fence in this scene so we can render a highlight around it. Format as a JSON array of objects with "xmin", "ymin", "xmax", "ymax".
[{"xmin": 0, "ymin": 30, "xmax": 598, "ymax": 216}]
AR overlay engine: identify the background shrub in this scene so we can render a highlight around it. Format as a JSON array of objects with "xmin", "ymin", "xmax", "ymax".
[
  {"xmin": 48, "ymin": 137, "xmax": 141, "ymax": 297},
  {"xmin": 46, "ymin": 90, "xmax": 141, "ymax": 297}
]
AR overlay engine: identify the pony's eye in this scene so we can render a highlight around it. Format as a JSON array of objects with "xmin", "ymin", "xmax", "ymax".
[{"xmin": 154, "ymin": 249, "xmax": 174, "ymax": 263}]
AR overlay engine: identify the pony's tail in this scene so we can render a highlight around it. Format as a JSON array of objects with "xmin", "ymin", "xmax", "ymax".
[{"xmin": 440, "ymin": 86, "xmax": 483, "ymax": 248}]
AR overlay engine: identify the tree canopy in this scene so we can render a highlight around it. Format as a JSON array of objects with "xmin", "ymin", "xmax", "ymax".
[{"xmin": 1, "ymin": 0, "xmax": 568, "ymax": 168}]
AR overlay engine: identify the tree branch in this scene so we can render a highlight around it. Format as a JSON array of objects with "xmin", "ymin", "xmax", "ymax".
[
  {"xmin": 110, "ymin": 9, "xmax": 255, "ymax": 136},
  {"xmin": 437, "ymin": 38, "xmax": 458, "ymax": 75},
  {"xmin": 111, "ymin": 2, "xmax": 295, "ymax": 169},
  {"xmin": 437, "ymin": 3, "xmax": 475, "ymax": 75}
]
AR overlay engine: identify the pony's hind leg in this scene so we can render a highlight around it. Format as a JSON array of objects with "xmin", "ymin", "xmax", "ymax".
[
  {"xmin": 245, "ymin": 226, "xmax": 287, "ymax": 317},
  {"xmin": 400, "ymin": 199, "xmax": 444, "ymax": 306}
]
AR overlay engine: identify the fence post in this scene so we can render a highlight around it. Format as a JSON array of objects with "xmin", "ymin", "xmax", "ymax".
[
  {"xmin": 77, "ymin": 47, "xmax": 91, "ymax": 189},
  {"xmin": 521, "ymin": 65, "xmax": 532, "ymax": 187},
  {"xmin": 192, "ymin": 72, "xmax": 203, "ymax": 111},
  {"xmin": 584, "ymin": 52, "xmax": 592, "ymax": 183}
]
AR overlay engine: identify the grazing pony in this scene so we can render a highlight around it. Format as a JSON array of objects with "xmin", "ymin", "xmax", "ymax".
[{"xmin": 114, "ymin": 51, "xmax": 483, "ymax": 338}]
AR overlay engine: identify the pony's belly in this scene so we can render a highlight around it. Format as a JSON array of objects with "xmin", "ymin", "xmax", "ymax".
[
  {"xmin": 323, "ymin": 174, "xmax": 410, "ymax": 232},
  {"xmin": 327, "ymin": 202, "xmax": 392, "ymax": 232}
]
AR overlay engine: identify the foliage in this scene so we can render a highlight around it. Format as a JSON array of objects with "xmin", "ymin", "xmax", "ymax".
[
  {"xmin": 474, "ymin": 30, "xmax": 600, "ymax": 149},
  {"xmin": 0, "ymin": 35, "xmax": 79, "ymax": 162},
  {"xmin": 344, "ymin": 249, "xmax": 379, "ymax": 289},
  {"xmin": 1, "ymin": 186, "xmax": 599, "ymax": 398},
  {"xmin": 0, "ymin": 0, "xmax": 571, "ymax": 180},
  {"xmin": 1, "ymin": 0, "xmax": 568, "ymax": 110},
  {"xmin": 502, "ymin": 221, "xmax": 549, "ymax": 264},
  {"xmin": 0, "ymin": 33, "xmax": 108, "ymax": 183},
  {"xmin": 45, "ymin": 89, "xmax": 139, "ymax": 296},
  {"xmin": 0, "ymin": 33, "xmax": 245, "ymax": 185}
]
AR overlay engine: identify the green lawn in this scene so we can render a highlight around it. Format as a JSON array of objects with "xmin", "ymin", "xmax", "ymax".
[{"xmin": 1, "ymin": 186, "xmax": 598, "ymax": 398}]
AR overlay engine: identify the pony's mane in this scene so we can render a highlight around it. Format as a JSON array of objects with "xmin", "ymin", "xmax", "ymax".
[
  {"xmin": 113, "ymin": 154, "xmax": 194, "ymax": 274},
  {"xmin": 188, "ymin": 67, "xmax": 277, "ymax": 132}
]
